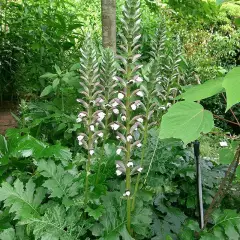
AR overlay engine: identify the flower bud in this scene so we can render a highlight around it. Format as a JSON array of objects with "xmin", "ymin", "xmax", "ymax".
[
  {"xmin": 116, "ymin": 148, "xmax": 122, "ymax": 155},
  {"xmin": 116, "ymin": 169, "xmax": 122, "ymax": 176},
  {"xmin": 136, "ymin": 90, "xmax": 144, "ymax": 97},
  {"xmin": 113, "ymin": 108, "xmax": 120, "ymax": 115},
  {"xmin": 127, "ymin": 161, "xmax": 133, "ymax": 167},
  {"xmin": 90, "ymin": 125, "xmax": 95, "ymax": 132},
  {"xmin": 110, "ymin": 122, "xmax": 120, "ymax": 131},
  {"xmin": 118, "ymin": 92, "xmax": 125, "ymax": 100},
  {"xmin": 127, "ymin": 135, "xmax": 133, "ymax": 142}
]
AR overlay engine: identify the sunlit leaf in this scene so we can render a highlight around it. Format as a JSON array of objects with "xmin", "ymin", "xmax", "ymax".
[
  {"xmin": 40, "ymin": 85, "xmax": 53, "ymax": 97},
  {"xmin": 159, "ymin": 102, "xmax": 214, "ymax": 144},
  {"xmin": 219, "ymin": 148, "xmax": 234, "ymax": 164},
  {"xmin": 222, "ymin": 67, "xmax": 240, "ymax": 111},
  {"xmin": 178, "ymin": 78, "xmax": 224, "ymax": 101}
]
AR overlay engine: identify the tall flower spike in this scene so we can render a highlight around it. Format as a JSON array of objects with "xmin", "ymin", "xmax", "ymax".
[
  {"xmin": 95, "ymin": 48, "xmax": 117, "ymax": 184},
  {"xmin": 117, "ymin": 0, "xmax": 142, "ymax": 233},
  {"xmin": 157, "ymin": 34, "xmax": 182, "ymax": 111},
  {"xmin": 131, "ymin": 19, "xmax": 177, "ymax": 209},
  {"xmin": 77, "ymin": 36, "xmax": 103, "ymax": 204}
]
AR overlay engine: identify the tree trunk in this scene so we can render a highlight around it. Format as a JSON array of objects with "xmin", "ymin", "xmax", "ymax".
[{"xmin": 101, "ymin": 0, "xmax": 116, "ymax": 53}]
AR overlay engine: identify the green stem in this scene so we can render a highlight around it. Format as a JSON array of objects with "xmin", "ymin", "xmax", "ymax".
[
  {"xmin": 84, "ymin": 102, "xmax": 93, "ymax": 205},
  {"xmin": 126, "ymin": 84, "xmax": 132, "ymax": 233},
  {"xmin": 144, "ymin": 137, "xmax": 159, "ymax": 185},
  {"xmin": 95, "ymin": 109, "xmax": 109, "ymax": 184},
  {"xmin": 131, "ymin": 110, "xmax": 149, "ymax": 211},
  {"xmin": 61, "ymin": 89, "xmax": 64, "ymax": 112}
]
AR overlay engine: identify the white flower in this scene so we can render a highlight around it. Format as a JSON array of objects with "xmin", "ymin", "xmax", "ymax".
[
  {"xmin": 77, "ymin": 135, "xmax": 84, "ymax": 141},
  {"xmin": 137, "ymin": 167, "xmax": 143, "ymax": 173},
  {"xmin": 220, "ymin": 141, "xmax": 228, "ymax": 147},
  {"xmin": 136, "ymin": 101, "xmax": 141, "ymax": 107},
  {"xmin": 99, "ymin": 98, "xmax": 104, "ymax": 103},
  {"xmin": 116, "ymin": 169, "xmax": 122, "ymax": 176},
  {"xmin": 89, "ymin": 149, "xmax": 94, "ymax": 155},
  {"xmin": 135, "ymin": 76, "xmax": 143, "ymax": 83},
  {"xmin": 121, "ymin": 115, "xmax": 126, "ymax": 121},
  {"xmin": 98, "ymin": 112, "xmax": 106, "ymax": 121},
  {"xmin": 76, "ymin": 117, "xmax": 82, "ymax": 123},
  {"xmin": 90, "ymin": 125, "xmax": 95, "ymax": 132},
  {"xmin": 159, "ymin": 106, "xmax": 166, "ymax": 110},
  {"xmin": 137, "ymin": 117, "xmax": 143, "ymax": 123},
  {"xmin": 112, "ymin": 101, "xmax": 119, "ymax": 107},
  {"xmin": 111, "ymin": 123, "xmax": 120, "ymax": 131},
  {"xmin": 116, "ymin": 148, "xmax": 122, "ymax": 155},
  {"xmin": 113, "ymin": 108, "xmax": 120, "ymax": 114},
  {"xmin": 116, "ymin": 163, "xmax": 120, "ymax": 168},
  {"xmin": 98, "ymin": 132, "xmax": 104, "ymax": 138},
  {"xmin": 166, "ymin": 103, "xmax": 171, "ymax": 108},
  {"xmin": 118, "ymin": 92, "xmax": 124, "ymax": 99},
  {"xmin": 116, "ymin": 136, "xmax": 120, "ymax": 140},
  {"xmin": 137, "ymin": 143, "xmax": 142, "ymax": 148},
  {"xmin": 77, "ymin": 135, "xmax": 84, "ymax": 145},
  {"xmin": 127, "ymin": 135, "xmax": 133, "ymax": 142},
  {"xmin": 127, "ymin": 162, "xmax": 133, "ymax": 167},
  {"xmin": 136, "ymin": 91, "xmax": 144, "ymax": 97},
  {"xmin": 94, "ymin": 139, "xmax": 98, "ymax": 144},
  {"xmin": 123, "ymin": 190, "xmax": 131, "ymax": 197},
  {"xmin": 78, "ymin": 112, "xmax": 86, "ymax": 118},
  {"xmin": 131, "ymin": 103, "xmax": 137, "ymax": 111}
]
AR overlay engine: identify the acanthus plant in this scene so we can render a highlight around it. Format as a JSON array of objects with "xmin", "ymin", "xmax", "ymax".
[
  {"xmin": 76, "ymin": 37, "xmax": 106, "ymax": 204},
  {"xmin": 131, "ymin": 20, "xmax": 183, "ymax": 209},
  {"xmin": 75, "ymin": 0, "xmax": 183, "ymax": 234},
  {"xmin": 95, "ymin": 48, "xmax": 117, "ymax": 184}
]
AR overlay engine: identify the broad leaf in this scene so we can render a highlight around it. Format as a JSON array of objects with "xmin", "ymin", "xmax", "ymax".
[
  {"xmin": 159, "ymin": 102, "xmax": 214, "ymax": 144},
  {"xmin": 0, "ymin": 179, "xmax": 45, "ymax": 220},
  {"xmin": 216, "ymin": 0, "xmax": 225, "ymax": 4},
  {"xmin": 222, "ymin": 67, "xmax": 240, "ymax": 111},
  {"xmin": 40, "ymin": 73, "xmax": 58, "ymax": 79},
  {"xmin": 40, "ymin": 85, "xmax": 53, "ymax": 97},
  {"xmin": 178, "ymin": 78, "xmax": 224, "ymax": 101},
  {"xmin": 236, "ymin": 166, "xmax": 240, "ymax": 179},
  {"xmin": 219, "ymin": 148, "xmax": 234, "ymax": 164}
]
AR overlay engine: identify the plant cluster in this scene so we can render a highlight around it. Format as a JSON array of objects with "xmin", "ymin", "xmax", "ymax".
[{"xmin": 0, "ymin": 0, "xmax": 240, "ymax": 239}]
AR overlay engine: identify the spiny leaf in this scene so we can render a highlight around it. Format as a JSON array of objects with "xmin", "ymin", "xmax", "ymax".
[
  {"xmin": 0, "ymin": 228, "xmax": 16, "ymax": 240},
  {"xmin": 159, "ymin": 101, "xmax": 214, "ymax": 144},
  {"xmin": 0, "ymin": 179, "xmax": 45, "ymax": 220},
  {"xmin": 23, "ymin": 205, "xmax": 77, "ymax": 240},
  {"xmin": 37, "ymin": 160, "xmax": 79, "ymax": 205}
]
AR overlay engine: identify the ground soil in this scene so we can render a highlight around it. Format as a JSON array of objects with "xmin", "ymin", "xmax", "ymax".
[{"xmin": 0, "ymin": 101, "xmax": 18, "ymax": 135}]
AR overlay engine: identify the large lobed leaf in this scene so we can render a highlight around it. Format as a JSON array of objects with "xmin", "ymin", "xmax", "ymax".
[
  {"xmin": 23, "ymin": 205, "xmax": 78, "ymax": 240},
  {"xmin": 37, "ymin": 160, "xmax": 79, "ymax": 206},
  {"xmin": 0, "ymin": 179, "xmax": 45, "ymax": 220},
  {"xmin": 159, "ymin": 101, "xmax": 214, "ymax": 144}
]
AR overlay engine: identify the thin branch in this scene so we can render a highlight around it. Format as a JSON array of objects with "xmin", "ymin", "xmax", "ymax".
[
  {"xmin": 221, "ymin": 93, "xmax": 240, "ymax": 126},
  {"xmin": 213, "ymin": 114, "xmax": 239, "ymax": 126}
]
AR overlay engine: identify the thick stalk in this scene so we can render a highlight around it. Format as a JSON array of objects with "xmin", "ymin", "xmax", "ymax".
[
  {"xmin": 131, "ymin": 107, "xmax": 149, "ymax": 210},
  {"xmin": 95, "ymin": 108, "xmax": 109, "ymax": 184},
  {"xmin": 84, "ymin": 93, "xmax": 93, "ymax": 205},
  {"xmin": 125, "ymin": 83, "xmax": 132, "ymax": 232}
]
